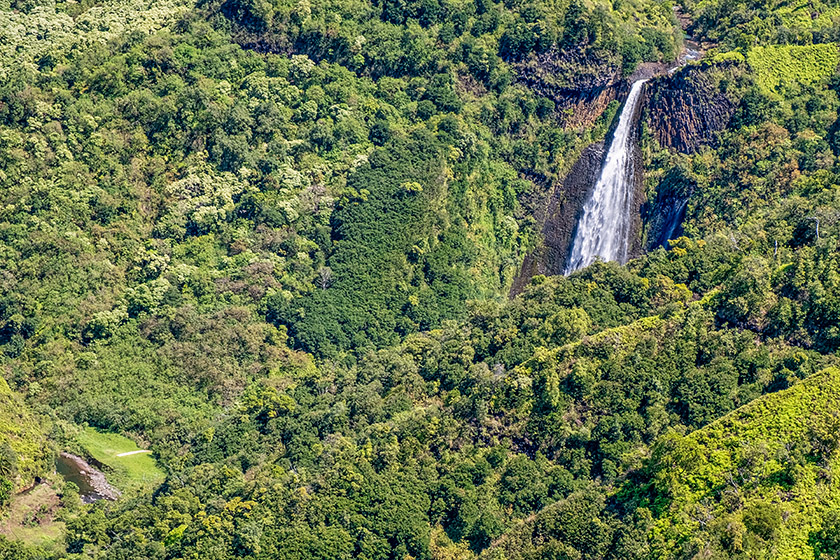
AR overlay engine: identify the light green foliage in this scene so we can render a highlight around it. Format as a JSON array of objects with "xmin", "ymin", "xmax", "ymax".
[
  {"xmin": 0, "ymin": 378, "xmax": 49, "ymax": 491},
  {"xmin": 160, "ymin": 171, "xmax": 254, "ymax": 238},
  {"xmin": 1, "ymin": 0, "xmax": 840, "ymax": 556},
  {"xmin": 74, "ymin": 428, "xmax": 164, "ymax": 494},
  {"xmin": 0, "ymin": 0, "xmax": 191, "ymax": 77},
  {"xmin": 775, "ymin": 2, "xmax": 840, "ymax": 30},
  {"xmin": 641, "ymin": 368, "xmax": 840, "ymax": 559},
  {"xmin": 748, "ymin": 44, "xmax": 840, "ymax": 96},
  {"xmin": 693, "ymin": 0, "xmax": 840, "ymax": 48},
  {"xmin": 709, "ymin": 50, "xmax": 746, "ymax": 64}
]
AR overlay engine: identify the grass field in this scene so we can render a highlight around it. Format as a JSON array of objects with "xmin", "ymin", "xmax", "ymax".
[
  {"xmin": 76, "ymin": 428, "xmax": 165, "ymax": 494},
  {"xmin": 747, "ymin": 43, "xmax": 840, "ymax": 96}
]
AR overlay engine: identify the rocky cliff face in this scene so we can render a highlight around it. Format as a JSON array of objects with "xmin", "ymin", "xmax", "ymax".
[
  {"xmin": 644, "ymin": 193, "xmax": 689, "ymax": 250},
  {"xmin": 642, "ymin": 62, "xmax": 743, "ymax": 249},
  {"xmin": 510, "ymin": 141, "xmax": 605, "ymax": 294},
  {"xmin": 625, "ymin": 92, "xmax": 649, "ymax": 262},
  {"xmin": 644, "ymin": 63, "xmax": 739, "ymax": 153},
  {"xmin": 515, "ymin": 47, "xmax": 628, "ymax": 128},
  {"xmin": 512, "ymin": 60, "xmax": 743, "ymax": 287}
]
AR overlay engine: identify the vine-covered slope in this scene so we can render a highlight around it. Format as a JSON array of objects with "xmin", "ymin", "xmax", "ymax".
[{"xmin": 636, "ymin": 366, "xmax": 840, "ymax": 559}]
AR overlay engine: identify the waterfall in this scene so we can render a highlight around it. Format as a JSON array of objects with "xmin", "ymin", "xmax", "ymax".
[
  {"xmin": 565, "ymin": 79, "xmax": 648, "ymax": 274},
  {"xmin": 658, "ymin": 198, "xmax": 688, "ymax": 249}
]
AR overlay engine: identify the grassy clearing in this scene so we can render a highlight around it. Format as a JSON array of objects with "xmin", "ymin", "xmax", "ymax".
[
  {"xmin": 747, "ymin": 44, "xmax": 840, "ymax": 96},
  {"xmin": 76, "ymin": 428, "xmax": 165, "ymax": 494}
]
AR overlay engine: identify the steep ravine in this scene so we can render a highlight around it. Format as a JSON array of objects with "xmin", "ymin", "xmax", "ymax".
[
  {"xmin": 510, "ymin": 49, "xmax": 648, "ymax": 293},
  {"xmin": 513, "ymin": 52, "xmax": 740, "ymax": 288},
  {"xmin": 566, "ymin": 79, "xmax": 650, "ymax": 273}
]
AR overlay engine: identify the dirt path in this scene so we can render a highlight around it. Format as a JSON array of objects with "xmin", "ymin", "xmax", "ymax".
[{"xmin": 115, "ymin": 450, "xmax": 151, "ymax": 457}]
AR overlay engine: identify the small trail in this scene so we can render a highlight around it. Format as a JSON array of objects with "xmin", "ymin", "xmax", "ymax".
[{"xmin": 115, "ymin": 450, "xmax": 151, "ymax": 457}]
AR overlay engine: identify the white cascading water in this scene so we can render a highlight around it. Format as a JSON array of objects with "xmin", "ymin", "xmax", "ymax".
[{"xmin": 565, "ymin": 79, "xmax": 648, "ymax": 274}]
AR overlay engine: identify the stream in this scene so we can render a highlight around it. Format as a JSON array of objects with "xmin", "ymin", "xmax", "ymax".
[{"xmin": 55, "ymin": 452, "xmax": 121, "ymax": 503}]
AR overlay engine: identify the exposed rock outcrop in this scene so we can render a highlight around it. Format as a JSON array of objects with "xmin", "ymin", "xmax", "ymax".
[
  {"xmin": 642, "ymin": 62, "xmax": 743, "ymax": 248},
  {"xmin": 510, "ymin": 142, "xmax": 605, "ymax": 294},
  {"xmin": 644, "ymin": 63, "xmax": 740, "ymax": 153},
  {"xmin": 625, "ymin": 91, "xmax": 649, "ymax": 262},
  {"xmin": 641, "ymin": 162, "xmax": 700, "ymax": 250},
  {"xmin": 644, "ymin": 192, "xmax": 689, "ymax": 250},
  {"xmin": 516, "ymin": 46, "xmax": 620, "ymax": 91},
  {"xmin": 515, "ymin": 47, "xmax": 627, "ymax": 128}
]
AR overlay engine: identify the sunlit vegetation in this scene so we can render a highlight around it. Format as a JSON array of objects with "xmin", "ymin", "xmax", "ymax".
[
  {"xmin": 0, "ymin": 378, "xmax": 50, "ymax": 493},
  {"xmin": 691, "ymin": 0, "xmax": 840, "ymax": 47},
  {"xmin": 630, "ymin": 367, "xmax": 840, "ymax": 559},
  {"xmin": 0, "ymin": 0, "xmax": 839, "ymax": 557},
  {"xmin": 747, "ymin": 43, "xmax": 840, "ymax": 96},
  {"xmin": 73, "ymin": 428, "xmax": 164, "ymax": 494}
]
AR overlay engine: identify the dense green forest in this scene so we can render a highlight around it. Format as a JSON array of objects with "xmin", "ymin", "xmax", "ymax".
[{"xmin": 0, "ymin": 0, "xmax": 840, "ymax": 557}]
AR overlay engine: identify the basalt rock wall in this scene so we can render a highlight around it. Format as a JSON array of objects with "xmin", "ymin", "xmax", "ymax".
[
  {"xmin": 644, "ymin": 63, "xmax": 739, "ymax": 153},
  {"xmin": 515, "ymin": 47, "xmax": 628, "ymax": 128},
  {"xmin": 642, "ymin": 62, "xmax": 742, "ymax": 248},
  {"xmin": 512, "ymin": 59, "xmax": 742, "ymax": 289},
  {"xmin": 625, "ymin": 91, "xmax": 649, "ymax": 262},
  {"xmin": 510, "ymin": 141, "xmax": 605, "ymax": 294}
]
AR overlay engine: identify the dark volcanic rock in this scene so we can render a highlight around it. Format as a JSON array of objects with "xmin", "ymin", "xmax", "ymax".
[
  {"xmin": 556, "ymin": 84, "xmax": 628, "ymax": 129},
  {"xmin": 516, "ymin": 46, "xmax": 621, "ymax": 91},
  {"xmin": 515, "ymin": 47, "xmax": 627, "ymax": 128},
  {"xmin": 510, "ymin": 142, "xmax": 605, "ymax": 295},
  {"xmin": 625, "ymin": 91, "xmax": 649, "ymax": 262},
  {"xmin": 642, "ymin": 165, "xmax": 697, "ymax": 251},
  {"xmin": 645, "ymin": 63, "xmax": 739, "ymax": 153},
  {"xmin": 646, "ymin": 196, "xmax": 688, "ymax": 250}
]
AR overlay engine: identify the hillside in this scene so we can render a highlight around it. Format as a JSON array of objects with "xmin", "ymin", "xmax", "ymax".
[
  {"xmin": 0, "ymin": 0, "xmax": 839, "ymax": 557},
  {"xmin": 480, "ymin": 367, "xmax": 840, "ymax": 560},
  {"xmin": 638, "ymin": 366, "xmax": 840, "ymax": 559},
  {"xmin": 0, "ymin": 378, "xmax": 49, "ymax": 492}
]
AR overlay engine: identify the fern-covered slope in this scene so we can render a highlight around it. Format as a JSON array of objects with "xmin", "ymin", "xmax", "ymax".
[{"xmin": 637, "ymin": 367, "xmax": 840, "ymax": 559}]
